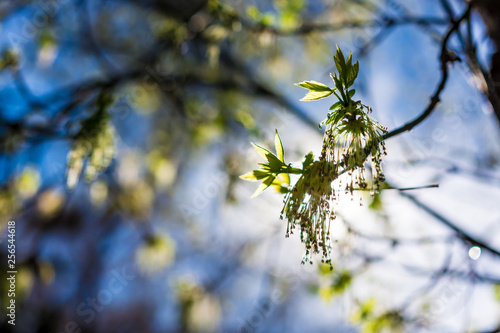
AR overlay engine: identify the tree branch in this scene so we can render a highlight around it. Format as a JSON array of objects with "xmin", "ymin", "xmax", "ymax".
[
  {"xmin": 401, "ymin": 192, "xmax": 500, "ymax": 257},
  {"xmin": 383, "ymin": 5, "xmax": 472, "ymax": 140}
]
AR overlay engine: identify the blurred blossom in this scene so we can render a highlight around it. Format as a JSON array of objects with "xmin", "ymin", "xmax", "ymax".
[
  {"xmin": 37, "ymin": 30, "xmax": 57, "ymax": 67},
  {"xmin": 17, "ymin": 267, "xmax": 34, "ymax": 299},
  {"xmin": 127, "ymin": 84, "xmax": 161, "ymax": 114},
  {"xmin": 0, "ymin": 189, "xmax": 17, "ymax": 227},
  {"xmin": 36, "ymin": 188, "xmax": 65, "ymax": 218},
  {"xmin": 118, "ymin": 151, "xmax": 143, "ymax": 186},
  {"xmin": 135, "ymin": 233, "xmax": 175, "ymax": 275},
  {"xmin": 90, "ymin": 180, "xmax": 109, "ymax": 206},
  {"xmin": 187, "ymin": 294, "xmax": 221, "ymax": 333},
  {"xmin": 118, "ymin": 180, "xmax": 154, "ymax": 218},
  {"xmin": 15, "ymin": 166, "xmax": 41, "ymax": 199},
  {"xmin": 147, "ymin": 151, "xmax": 176, "ymax": 189}
]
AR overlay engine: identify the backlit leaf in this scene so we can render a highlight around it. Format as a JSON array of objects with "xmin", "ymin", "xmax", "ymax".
[
  {"xmin": 240, "ymin": 170, "xmax": 269, "ymax": 181},
  {"xmin": 335, "ymin": 45, "xmax": 346, "ymax": 78},
  {"xmin": 251, "ymin": 175, "xmax": 276, "ymax": 198},
  {"xmin": 295, "ymin": 80, "xmax": 332, "ymax": 92},
  {"xmin": 295, "ymin": 80, "xmax": 335, "ymax": 101},
  {"xmin": 300, "ymin": 90, "xmax": 334, "ymax": 101},
  {"xmin": 251, "ymin": 142, "xmax": 273, "ymax": 159},
  {"xmin": 266, "ymin": 153, "xmax": 285, "ymax": 172},
  {"xmin": 347, "ymin": 60, "xmax": 359, "ymax": 87},
  {"xmin": 274, "ymin": 129, "xmax": 284, "ymax": 162}
]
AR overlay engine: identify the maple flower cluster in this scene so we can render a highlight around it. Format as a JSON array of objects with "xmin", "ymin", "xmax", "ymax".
[{"xmin": 241, "ymin": 47, "xmax": 387, "ymax": 266}]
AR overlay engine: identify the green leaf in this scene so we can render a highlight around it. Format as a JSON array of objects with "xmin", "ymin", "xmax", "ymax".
[
  {"xmin": 240, "ymin": 170, "xmax": 269, "ymax": 181},
  {"xmin": 345, "ymin": 52, "xmax": 353, "ymax": 86},
  {"xmin": 348, "ymin": 89, "xmax": 356, "ymax": 99},
  {"xmin": 271, "ymin": 176, "xmax": 290, "ymax": 194},
  {"xmin": 295, "ymin": 80, "xmax": 332, "ymax": 92},
  {"xmin": 278, "ymin": 172, "xmax": 290, "ymax": 186},
  {"xmin": 331, "ymin": 270, "xmax": 352, "ymax": 294},
  {"xmin": 251, "ymin": 142, "xmax": 273, "ymax": 159},
  {"xmin": 251, "ymin": 138, "xmax": 286, "ymax": 172},
  {"xmin": 251, "ymin": 175, "xmax": 276, "ymax": 198},
  {"xmin": 329, "ymin": 101, "xmax": 343, "ymax": 110},
  {"xmin": 295, "ymin": 80, "xmax": 335, "ymax": 101},
  {"xmin": 258, "ymin": 162, "xmax": 271, "ymax": 170},
  {"xmin": 300, "ymin": 90, "xmax": 333, "ymax": 101},
  {"xmin": 331, "ymin": 74, "xmax": 343, "ymax": 94},
  {"xmin": 274, "ymin": 129, "xmax": 284, "ymax": 162},
  {"xmin": 346, "ymin": 60, "xmax": 359, "ymax": 87},
  {"xmin": 272, "ymin": 183, "xmax": 289, "ymax": 194},
  {"xmin": 334, "ymin": 45, "xmax": 346, "ymax": 78},
  {"xmin": 331, "ymin": 74, "xmax": 346, "ymax": 102},
  {"xmin": 266, "ymin": 153, "xmax": 285, "ymax": 172}
]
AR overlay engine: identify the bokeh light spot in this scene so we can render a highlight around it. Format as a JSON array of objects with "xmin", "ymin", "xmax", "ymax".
[{"xmin": 469, "ymin": 246, "xmax": 481, "ymax": 260}]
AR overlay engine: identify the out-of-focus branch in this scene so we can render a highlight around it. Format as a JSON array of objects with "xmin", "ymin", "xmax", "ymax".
[
  {"xmin": 401, "ymin": 192, "xmax": 500, "ymax": 257},
  {"xmin": 248, "ymin": 16, "xmax": 449, "ymax": 36},
  {"xmin": 383, "ymin": 5, "xmax": 472, "ymax": 140}
]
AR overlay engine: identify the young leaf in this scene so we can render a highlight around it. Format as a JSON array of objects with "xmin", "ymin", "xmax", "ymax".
[
  {"xmin": 271, "ymin": 175, "xmax": 290, "ymax": 194},
  {"xmin": 348, "ymin": 89, "xmax": 356, "ymax": 99},
  {"xmin": 346, "ymin": 60, "xmax": 359, "ymax": 88},
  {"xmin": 300, "ymin": 90, "xmax": 333, "ymax": 101},
  {"xmin": 346, "ymin": 52, "xmax": 353, "ymax": 70},
  {"xmin": 240, "ymin": 170, "xmax": 269, "ymax": 181},
  {"xmin": 331, "ymin": 74, "xmax": 346, "ymax": 102},
  {"xmin": 331, "ymin": 74, "xmax": 343, "ymax": 94},
  {"xmin": 344, "ymin": 52, "xmax": 353, "ymax": 86},
  {"xmin": 295, "ymin": 80, "xmax": 335, "ymax": 101},
  {"xmin": 329, "ymin": 101, "xmax": 343, "ymax": 110},
  {"xmin": 274, "ymin": 129, "xmax": 284, "ymax": 162},
  {"xmin": 266, "ymin": 153, "xmax": 285, "ymax": 172},
  {"xmin": 334, "ymin": 45, "xmax": 346, "ymax": 78},
  {"xmin": 251, "ymin": 142, "xmax": 273, "ymax": 159},
  {"xmin": 279, "ymin": 172, "xmax": 290, "ymax": 186},
  {"xmin": 251, "ymin": 175, "xmax": 276, "ymax": 198},
  {"xmin": 295, "ymin": 80, "xmax": 332, "ymax": 92},
  {"xmin": 272, "ymin": 183, "xmax": 289, "ymax": 194}
]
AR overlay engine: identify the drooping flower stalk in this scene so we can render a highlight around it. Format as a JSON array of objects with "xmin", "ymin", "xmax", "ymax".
[{"xmin": 321, "ymin": 100, "xmax": 387, "ymax": 195}]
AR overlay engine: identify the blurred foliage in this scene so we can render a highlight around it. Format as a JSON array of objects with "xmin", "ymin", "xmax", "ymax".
[
  {"xmin": 66, "ymin": 93, "xmax": 116, "ymax": 189},
  {"xmin": 351, "ymin": 299, "xmax": 404, "ymax": 333},
  {"xmin": 135, "ymin": 233, "xmax": 176, "ymax": 275},
  {"xmin": 315, "ymin": 265, "xmax": 353, "ymax": 302},
  {"xmin": 494, "ymin": 284, "xmax": 500, "ymax": 304},
  {"xmin": 0, "ymin": 167, "xmax": 40, "ymax": 228}
]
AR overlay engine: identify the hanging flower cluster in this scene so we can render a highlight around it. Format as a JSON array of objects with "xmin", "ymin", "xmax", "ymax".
[{"xmin": 241, "ymin": 46, "xmax": 387, "ymax": 267}]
